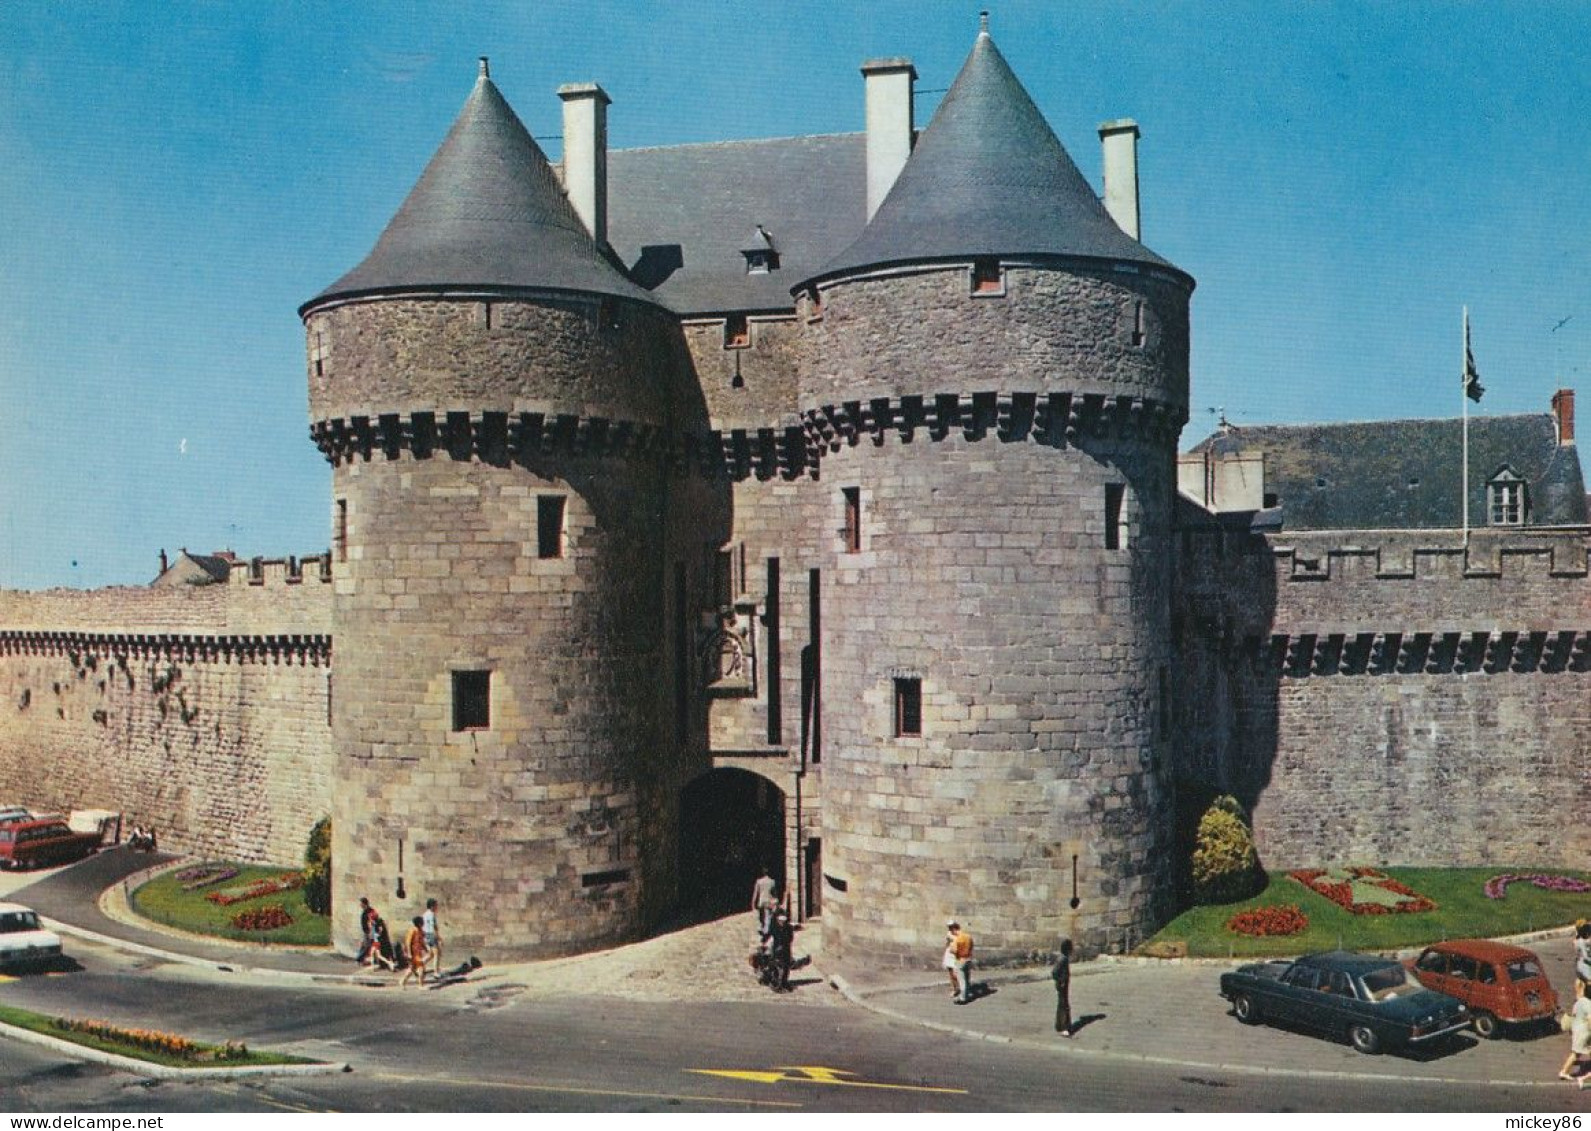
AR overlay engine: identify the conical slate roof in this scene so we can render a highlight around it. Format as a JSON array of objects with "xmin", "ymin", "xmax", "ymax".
[
  {"xmin": 801, "ymin": 29, "xmax": 1186, "ymax": 287},
  {"xmin": 303, "ymin": 63, "xmax": 655, "ymax": 314}
]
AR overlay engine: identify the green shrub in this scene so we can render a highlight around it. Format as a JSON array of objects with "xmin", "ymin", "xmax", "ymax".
[
  {"xmin": 301, "ymin": 816, "xmax": 332, "ymax": 916},
  {"xmin": 1191, "ymin": 795, "xmax": 1262, "ymax": 904}
]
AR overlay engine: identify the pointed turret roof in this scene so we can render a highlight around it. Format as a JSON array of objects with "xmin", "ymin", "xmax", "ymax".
[
  {"xmin": 801, "ymin": 26, "xmax": 1187, "ymax": 288},
  {"xmin": 302, "ymin": 60, "xmax": 655, "ymax": 315}
]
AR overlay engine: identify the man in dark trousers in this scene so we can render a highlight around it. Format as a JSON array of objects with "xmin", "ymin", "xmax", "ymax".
[{"xmin": 1052, "ymin": 938, "xmax": 1074, "ymax": 1037}]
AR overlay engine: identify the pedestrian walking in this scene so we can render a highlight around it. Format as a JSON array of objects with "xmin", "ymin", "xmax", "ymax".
[
  {"xmin": 400, "ymin": 916, "xmax": 429, "ymax": 987},
  {"xmin": 942, "ymin": 925, "xmax": 960, "ymax": 997},
  {"xmin": 370, "ymin": 914, "xmax": 397, "ymax": 971},
  {"xmin": 946, "ymin": 919, "xmax": 974, "ymax": 1004},
  {"xmin": 355, "ymin": 896, "xmax": 378, "ymax": 965},
  {"xmin": 1561, "ymin": 979, "xmax": 1591, "ymax": 1086},
  {"xmin": 422, "ymin": 897, "xmax": 442, "ymax": 975},
  {"xmin": 751, "ymin": 867, "xmax": 777, "ymax": 937},
  {"xmin": 1052, "ymin": 938, "xmax": 1074, "ymax": 1037},
  {"xmin": 1574, "ymin": 920, "xmax": 1591, "ymax": 990}
]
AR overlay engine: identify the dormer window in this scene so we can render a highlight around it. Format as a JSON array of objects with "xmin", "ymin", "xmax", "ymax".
[
  {"xmin": 1488, "ymin": 468, "xmax": 1527, "ymax": 526},
  {"xmin": 740, "ymin": 225, "xmax": 780, "ymax": 275}
]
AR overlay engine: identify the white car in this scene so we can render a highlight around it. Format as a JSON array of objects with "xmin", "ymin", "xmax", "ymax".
[{"xmin": 0, "ymin": 903, "xmax": 63, "ymax": 970}]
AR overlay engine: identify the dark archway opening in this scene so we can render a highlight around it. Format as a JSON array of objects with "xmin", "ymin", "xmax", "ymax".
[{"xmin": 677, "ymin": 768, "xmax": 785, "ymax": 924}]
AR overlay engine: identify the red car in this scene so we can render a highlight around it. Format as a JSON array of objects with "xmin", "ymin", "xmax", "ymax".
[
  {"xmin": 0, "ymin": 820, "xmax": 102, "ymax": 870},
  {"xmin": 1407, "ymin": 939, "xmax": 1559, "ymax": 1038}
]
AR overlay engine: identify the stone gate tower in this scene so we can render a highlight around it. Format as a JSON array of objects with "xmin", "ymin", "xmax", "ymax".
[
  {"xmin": 301, "ymin": 61, "xmax": 700, "ymax": 959},
  {"xmin": 794, "ymin": 25, "xmax": 1194, "ymax": 962}
]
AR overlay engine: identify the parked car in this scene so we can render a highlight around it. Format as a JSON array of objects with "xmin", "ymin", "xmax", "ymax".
[
  {"xmin": 1220, "ymin": 950, "xmax": 1471, "ymax": 1054},
  {"xmin": 0, "ymin": 807, "xmax": 30, "ymax": 825},
  {"xmin": 0, "ymin": 819, "xmax": 103, "ymax": 870},
  {"xmin": 1407, "ymin": 939, "xmax": 1559, "ymax": 1038},
  {"xmin": 0, "ymin": 903, "xmax": 64, "ymax": 970}
]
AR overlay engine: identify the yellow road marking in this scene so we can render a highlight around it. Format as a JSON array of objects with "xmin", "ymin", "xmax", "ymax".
[
  {"xmin": 361, "ymin": 1070, "xmax": 801, "ymax": 1108},
  {"xmin": 688, "ymin": 1065, "xmax": 967, "ymax": 1095}
]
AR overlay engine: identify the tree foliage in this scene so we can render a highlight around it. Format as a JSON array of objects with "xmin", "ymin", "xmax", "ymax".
[
  {"xmin": 1191, "ymin": 795, "xmax": 1263, "ymax": 904},
  {"xmin": 301, "ymin": 815, "xmax": 332, "ymax": 916}
]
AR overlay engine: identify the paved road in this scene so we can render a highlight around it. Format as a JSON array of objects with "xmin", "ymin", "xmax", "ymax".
[{"xmin": 0, "ymin": 851, "xmax": 1587, "ymax": 1112}]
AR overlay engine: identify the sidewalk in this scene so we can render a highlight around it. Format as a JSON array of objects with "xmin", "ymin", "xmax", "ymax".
[
  {"xmin": 824, "ymin": 949, "xmax": 1580, "ymax": 1089},
  {"xmin": 8, "ymin": 849, "xmax": 1583, "ymax": 1089}
]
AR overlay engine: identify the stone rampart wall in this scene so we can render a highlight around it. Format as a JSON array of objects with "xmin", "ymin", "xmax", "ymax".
[
  {"xmin": 0, "ymin": 573, "xmax": 334, "ymax": 864},
  {"xmin": 1172, "ymin": 523, "xmax": 1591, "ymax": 873}
]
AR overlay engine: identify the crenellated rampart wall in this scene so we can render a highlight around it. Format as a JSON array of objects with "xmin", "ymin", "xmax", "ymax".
[
  {"xmin": 1173, "ymin": 524, "xmax": 1591, "ymax": 875},
  {"xmin": 0, "ymin": 562, "xmax": 334, "ymax": 864}
]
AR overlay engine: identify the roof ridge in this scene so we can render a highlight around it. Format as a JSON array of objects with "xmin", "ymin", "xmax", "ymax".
[{"xmin": 610, "ymin": 132, "xmax": 862, "ymax": 156}]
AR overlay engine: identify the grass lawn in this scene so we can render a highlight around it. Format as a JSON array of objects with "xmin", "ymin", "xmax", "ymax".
[
  {"xmin": 130, "ymin": 863, "xmax": 330, "ymax": 947},
  {"xmin": 1148, "ymin": 867, "xmax": 1591, "ymax": 958},
  {"xmin": 0, "ymin": 1003, "xmax": 316, "ymax": 1068}
]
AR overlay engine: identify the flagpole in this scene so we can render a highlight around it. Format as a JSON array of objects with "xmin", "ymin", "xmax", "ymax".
[{"xmin": 1462, "ymin": 305, "xmax": 1470, "ymax": 546}]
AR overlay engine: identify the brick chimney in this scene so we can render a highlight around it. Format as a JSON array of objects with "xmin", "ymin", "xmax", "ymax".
[
  {"xmin": 1098, "ymin": 119, "xmax": 1141, "ymax": 241},
  {"xmin": 861, "ymin": 57, "xmax": 916, "ymax": 220},
  {"xmin": 158, "ymin": 549, "xmax": 168, "ymax": 574},
  {"xmin": 1553, "ymin": 388, "xmax": 1575, "ymax": 445},
  {"xmin": 558, "ymin": 82, "xmax": 611, "ymax": 248}
]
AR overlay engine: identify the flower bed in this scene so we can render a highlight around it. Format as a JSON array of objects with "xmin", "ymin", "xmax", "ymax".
[
  {"xmin": 1483, "ymin": 873, "xmax": 1591, "ymax": 900},
  {"xmin": 205, "ymin": 872, "xmax": 303, "ymax": 907},
  {"xmin": 1290, "ymin": 867, "xmax": 1437, "ymax": 915},
  {"xmin": 52, "ymin": 1018, "xmax": 249, "ymax": 1063},
  {"xmin": 230, "ymin": 904, "xmax": 293, "ymax": 932},
  {"xmin": 174, "ymin": 863, "xmax": 239, "ymax": 892},
  {"xmin": 1226, "ymin": 904, "xmax": 1309, "ymax": 937}
]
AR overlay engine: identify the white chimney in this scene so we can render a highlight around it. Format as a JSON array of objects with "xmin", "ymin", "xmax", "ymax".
[
  {"xmin": 1098, "ymin": 118, "xmax": 1141, "ymax": 241},
  {"xmin": 558, "ymin": 82, "xmax": 611, "ymax": 247},
  {"xmin": 861, "ymin": 57, "xmax": 916, "ymax": 220}
]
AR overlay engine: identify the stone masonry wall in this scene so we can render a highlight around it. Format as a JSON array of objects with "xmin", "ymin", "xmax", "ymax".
[
  {"xmin": 307, "ymin": 295, "xmax": 686, "ymax": 425},
  {"xmin": 1172, "ymin": 524, "xmax": 1591, "ymax": 873},
  {"xmin": 812, "ymin": 432, "xmax": 1176, "ymax": 965},
  {"xmin": 0, "ymin": 573, "xmax": 333, "ymax": 864},
  {"xmin": 800, "ymin": 262, "xmax": 1190, "ymax": 412}
]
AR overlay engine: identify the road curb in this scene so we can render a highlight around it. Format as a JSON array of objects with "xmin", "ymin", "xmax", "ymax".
[
  {"xmin": 41, "ymin": 916, "xmax": 373, "ymax": 986},
  {"xmin": 0, "ymin": 1019, "xmax": 349, "ymax": 1080}
]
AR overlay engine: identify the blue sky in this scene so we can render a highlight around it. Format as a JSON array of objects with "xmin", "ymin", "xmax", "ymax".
[{"xmin": 2, "ymin": 1, "xmax": 1588, "ymax": 589}]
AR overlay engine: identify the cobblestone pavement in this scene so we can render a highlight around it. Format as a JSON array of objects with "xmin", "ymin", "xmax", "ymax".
[{"xmin": 508, "ymin": 914, "xmax": 837, "ymax": 1005}]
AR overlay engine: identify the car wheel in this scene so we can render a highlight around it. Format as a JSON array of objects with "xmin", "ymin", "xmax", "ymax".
[
  {"xmin": 1349, "ymin": 1024, "xmax": 1382, "ymax": 1054},
  {"xmin": 1233, "ymin": 993, "xmax": 1261, "ymax": 1025},
  {"xmin": 1471, "ymin": 1010, "xmax": 1499, "ymax": 1039}
]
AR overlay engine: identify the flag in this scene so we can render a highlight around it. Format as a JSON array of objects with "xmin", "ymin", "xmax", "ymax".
[{"xmin": 1463, "ymin": 316, "xmax": 1484, "ymax": 402}]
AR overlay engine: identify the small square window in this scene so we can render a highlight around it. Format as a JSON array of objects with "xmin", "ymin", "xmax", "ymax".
[
  {"xmin": 724, "ymin": 314, "xmax": 750, "ymax": 349},
  {"xmin": 971, "ymin": 258, "xmax": 1003, "ymax": 295},
  {"xmin": 538, "ymin": 495, "xmax": 566, "ymax": 559},
  {"xmin": 894, "ymin": 677, "xmax": 922, "ymax": 737},
  {"xmin": 452, "ymin": 670, "xmax": 490, "ymax": 731},
  {"xmin": 842, "ymin": 487, "xmax": 861, "ymax": 553}
]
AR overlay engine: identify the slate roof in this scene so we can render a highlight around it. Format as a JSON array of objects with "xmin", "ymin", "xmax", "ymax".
[
  {"xmin": 801, "ymin": 28, "xmax": 1185, "ymax": 288},
  {"xmin": 308, "ymin": 29, "xmax": 1186, "ymax": 318},
  {"xmin": 605, "ymin": 134, "xmax": 866, "ymax": 315},
  {"xmin": 1187, "ymin": 413, "xmax": 1587, "ymax": 530},
  {"xmin": 151, "ymin": 551, "xmax": 233, "ymax": 588},
  {"xmin": 303, "ymin": 66, "xmax": 657, "ymax": 315}
]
